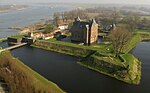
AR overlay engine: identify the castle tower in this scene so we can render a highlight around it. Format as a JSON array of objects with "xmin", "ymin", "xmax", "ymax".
[
  {"xmin": 70, "ymin": 17, "xmax": 98, "ymax": 45},
  {"xmin": 89, "ymin": 19, "xmax": 98, "ymax": 44}
]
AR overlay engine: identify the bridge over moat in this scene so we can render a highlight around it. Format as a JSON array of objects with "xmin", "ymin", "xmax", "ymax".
[
  {"xmin": 0, "ymin": 43, "xmax": 27, "ymax": 53},
  {"xmin": 5, "ymin": 43, "xmax": 27, "ymax": 50}
]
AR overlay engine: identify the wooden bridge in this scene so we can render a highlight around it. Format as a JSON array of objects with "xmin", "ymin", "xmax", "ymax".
[
  {"xmin": 0, "ymin": 43, "xmax": 27, "ymax": 53},
  {"xmin": 5, "ymin": 43, "xmax": 27, "ymax": 50}
]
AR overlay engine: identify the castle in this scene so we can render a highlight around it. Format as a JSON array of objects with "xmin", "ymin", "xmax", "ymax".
[{"xmin": 70, "ymin": 17, "xmax": 98, "ymax": 45}]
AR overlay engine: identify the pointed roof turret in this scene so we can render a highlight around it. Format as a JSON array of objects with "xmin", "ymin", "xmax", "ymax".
[
  {"xmin": 77, "ymin": 16, "xmax": 81, "ymax": 21},
  {"xmin": 74, "ymin": 16, "xmax": 81, "ymax": 22},
  {"xmin": 112, "ymin": 23, "xmax": 116, "ymax": 30},
  {"xmin": 91, "ymin": 19, "xmax": 97, "ymax": 25}
]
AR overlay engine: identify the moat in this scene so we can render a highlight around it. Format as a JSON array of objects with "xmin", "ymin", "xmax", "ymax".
[{"xmin": 0, "ymin": 42, "xmax": 149, "ymax": 93}]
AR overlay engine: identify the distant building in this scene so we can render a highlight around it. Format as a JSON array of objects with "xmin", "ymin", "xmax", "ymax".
[
  {"xmin": 58, "ymin": 24, "xmax": 68, "ymax": 30},
  {"xmin": 70, "ymin": 17, "xmax": 98, "ymax": 45},
  {"xmin": 28, "ymin": 32, "xmax": 54, "ymax": 40},
  {"xmin": 103, "ymin": 23, "xmax": 116, "ymax": 33},
  {"xmin": 28, "ymin": 32, "xmax": 43, "ymax": 39},
  {"xmin": 42, "ymin": 34, "xmax": 54, "ymax": 40}
]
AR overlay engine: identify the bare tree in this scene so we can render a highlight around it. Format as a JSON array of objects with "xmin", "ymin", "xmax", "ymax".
[
  {"xmin": 122, "ymin": 15, "xmax": 141, "ymax": 31},
  {"xmin": 109, "ymin": 27, "xmax": 132, "ymax": 57},
  {"xmin": 61, "ymin": 12, "xmax": 65, "ymax": 23},
  {"xmin": 63, "ymin": 9, "xmax": 89, "ymax": 20},
  {"xmin": 64, "ymin": 11, "xmax": 69, "ymax": 22},
  {"xmin": 111, "ymin": 7, "xmax": 120, "ymax": 23},
  {"xmin": 53, "ymin": 12, "xmax": 60, "ymax": 25}
]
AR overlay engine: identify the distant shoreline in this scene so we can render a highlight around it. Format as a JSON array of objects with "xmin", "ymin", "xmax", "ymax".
[
  {"xmin": 0, "ymin": 5, "xmax": 29, "ymax": 13},
  {"xmin": 9, "ymin": 18, "xmax": 52, "ymax": 34}
]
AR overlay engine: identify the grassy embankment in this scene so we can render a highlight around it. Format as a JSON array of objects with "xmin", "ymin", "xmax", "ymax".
[
  {"xmin": 79, "ymin": 53, "xmax": 141, "ymax": 84},
  {"xmin": 8, "ymin": 34, "xmax": 25, "ymax": 39},
  {"xmin": 32, "ymin": 38, "xmax": 97, "ymax": 58},
  {"xmin": 32, "ymin": 34, "xmax": 141, "ymax": 85},
  {"xmin": 134, "ymin": 29, "xmax": 150, "ymax": 41},
  {"xmin": 0, "ymin": 34, "xmax": 25, "ymax": 43},
  {"xmin": 0, "ymin": 38, "xmax": 7, "ymax": 43},
  {"xmin": 78, "ymin": 34, "xmax": 141, "ymax": 84},
  {"xmin": 123, "ymin": 34, "xmax": 142, "ymax": 53},
  {"xmin": 0, "ymin": 51, "xmax": 65, "ymax": 93}
]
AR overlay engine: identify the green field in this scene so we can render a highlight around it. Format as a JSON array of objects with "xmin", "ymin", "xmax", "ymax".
[
  {"xmin": 123, "ymin": 34, "xmax": 141, "ymax": 53},
  {"xmin": 135, "ymin": 29, "xmax": 150, "ymax": 33},
  {"xmin": 0, "ymin": 38, "xmax": 7, "ymax": 43},
  {"xmin": 9, "ymin": 34, "xmax": 24, "ymax": 39},
  {"xmin": 134, "ymin": 29, "xmax": 150, "ymax": 41}
]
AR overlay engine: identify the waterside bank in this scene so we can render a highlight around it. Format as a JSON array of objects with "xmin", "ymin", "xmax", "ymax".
[
  {"xmin": 0, "ymin": 38, "xmax": 7, "ymax": 43},
  {"xmin": 9, "ymin": 18, "xmax": 52, "ymax": 34},
  {"xmin": 0, "ymin": 51, "xmax": 65, "ymax": 93},
  {"xmin": 32, "ymin": 34, "xmax": 142, "ymax": 85}
]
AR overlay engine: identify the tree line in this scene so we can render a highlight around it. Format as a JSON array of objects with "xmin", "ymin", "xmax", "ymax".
[{"xmin": 53, "ymin": 7, "xmax": 150, "ymax": 31}]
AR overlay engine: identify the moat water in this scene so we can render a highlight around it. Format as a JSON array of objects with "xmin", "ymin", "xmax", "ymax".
[{"xmin": 0, "ymin": 42, "xmax": 150, "ymax": 93}]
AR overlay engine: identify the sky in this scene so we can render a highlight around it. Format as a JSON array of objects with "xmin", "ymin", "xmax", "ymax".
[{"xmin": 0, "ymin": 0, "xmax": 150, "ymax": 5}]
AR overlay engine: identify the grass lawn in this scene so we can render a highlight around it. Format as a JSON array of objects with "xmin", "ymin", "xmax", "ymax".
[
  {"xmin": 135, "ymin": 29, "xmax": 150, "ymax": 33},
  {"xmin": 9, "ymin": 34, "xmax": 24, "ymax": 39},
  {"xmin": 93, "ymin": 55, "xmax": 124, "ymax": 67},
  {"xmin": 79, "ymin": 53, "xmax": 141, "ymax": 84},
  {"xmin": 123, "ymin": 34, "xmax": 141, "ymax": 53},
  {"xmin": 43, "ymin": 38, "xmax": 99, "ymax": 51},
  {"xmin": 92, "ymin": 42, "xmax": 113, "ymax": 53},
  {"xmin": 45, "ymin": 38, "xmax": 113, "ymax": 53},
  {"xmin": 98, "ymin": 33, "xmax": 107, "ymax": 36},
  {"xmin": 120, "ymin": 54, "xmax": 134, "ymax": 67},
  {"xmin": 120, "ymin": 54, "xmax": 141, "ymax": 84},
  {"xmin": 134, "ymin": 29, "xmax": 150, "ymax": 40},
  {"xmin": 0, "ymin": 38, "xmax": 7, "ymax": 43}
]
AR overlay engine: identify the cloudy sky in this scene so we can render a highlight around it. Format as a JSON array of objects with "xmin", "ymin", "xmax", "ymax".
[{"xmin": 1, "ymin": 0, "xmax": 150, "ymax": 5}]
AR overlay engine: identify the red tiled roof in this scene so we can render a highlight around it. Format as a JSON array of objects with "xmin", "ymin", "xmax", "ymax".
[
  {"xmin": 43, "ymin": 34, "xmax": 53, "ymax": 37},
  {"xmin": 58, "ymin": 24, "xmax": 68, "ymax": 26}
]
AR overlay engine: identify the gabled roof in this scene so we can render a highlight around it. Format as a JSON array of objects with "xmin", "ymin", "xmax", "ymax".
[
  {"xmin": 71, "ymin": 17, "xmax": 98, "ymax": 32},
  {"xmin": 77, "ymin": 16, "xmax": 81, "ymax": 21},
  {"xmin": 91, "ymin": 19, "xmax": 97, "ymax": 25},
  {"xmin": 43, "ymin": 34, "xmax": 53, "ymax": 37}
]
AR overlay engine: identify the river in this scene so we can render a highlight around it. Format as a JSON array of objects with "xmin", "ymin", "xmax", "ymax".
[
  {"xmin": 0, "ymin": 3, "xmax": 73, "ymax": 38},
  {"xmin": 0, "ymin": 42, "xmax": 147, "ymax": 93}
]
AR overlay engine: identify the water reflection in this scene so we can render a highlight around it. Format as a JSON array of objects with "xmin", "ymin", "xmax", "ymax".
[{"xmin": 9, "ymin": 42, "xmax": 150, "ymax": 93}]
